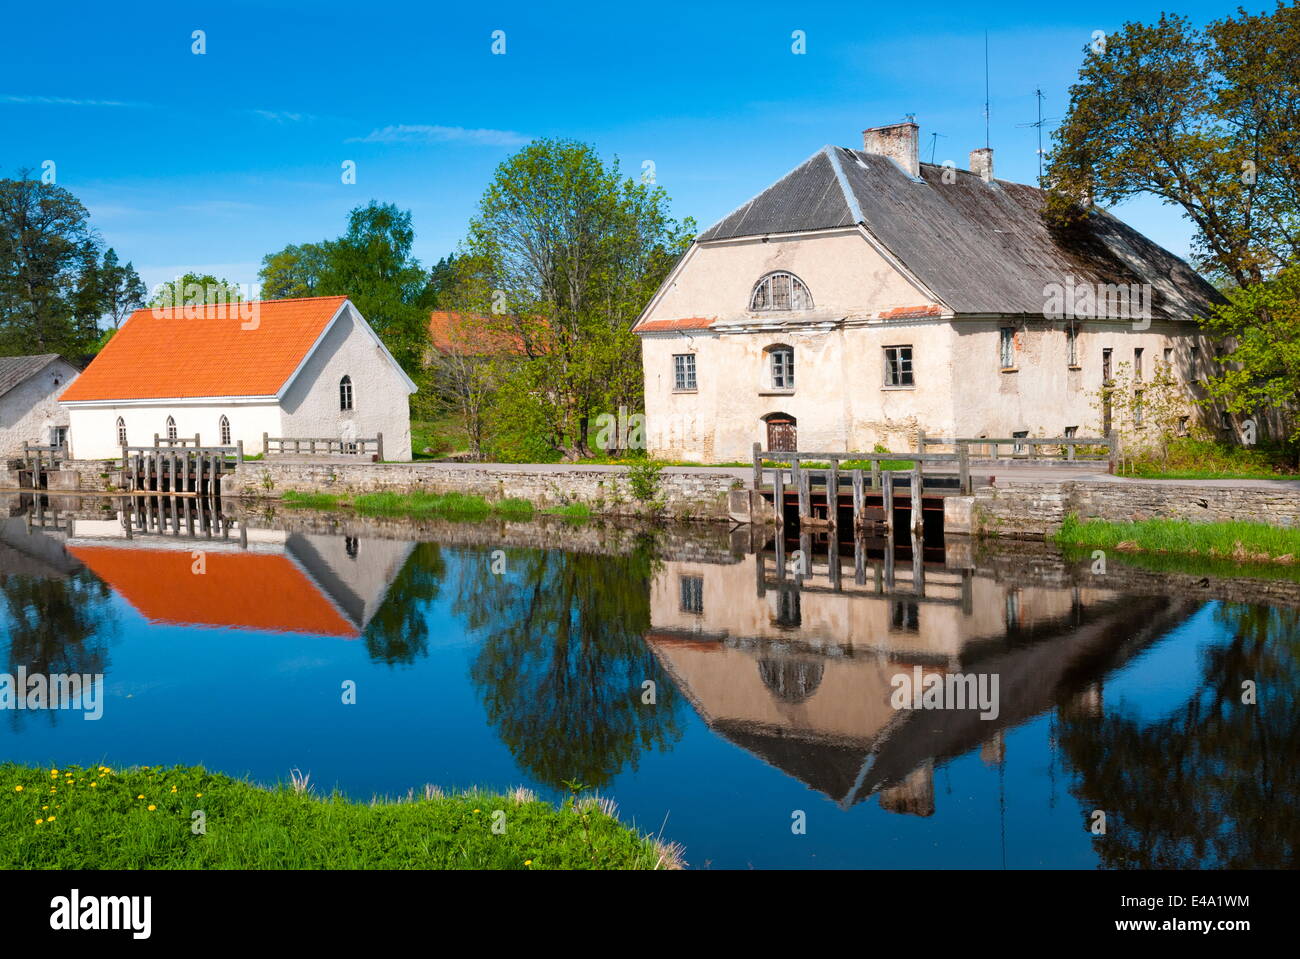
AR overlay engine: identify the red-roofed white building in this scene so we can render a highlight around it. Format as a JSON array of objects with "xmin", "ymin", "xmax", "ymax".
[{"xmin": 59, "ymin": 296, "xmax": 416, "ymax": 460}]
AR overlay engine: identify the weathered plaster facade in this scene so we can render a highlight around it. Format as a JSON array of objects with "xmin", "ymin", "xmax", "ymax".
[{"xmin": 0, "ymin": 357, "xmax": 79, "ymax": 458}]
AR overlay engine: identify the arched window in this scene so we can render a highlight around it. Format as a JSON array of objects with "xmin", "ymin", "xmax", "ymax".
[
  {"xmin": 749, "ymin": 272, "xmax": 812, "ymax": 312},
  {"xmin": 219, "ymin": 415, "xmax": 231, "ymax": 445},
  {"xmin": 116, "ymin": 417, "xmax": 127, "ymax": 446},
  {"xmin": 339, "ymin": 375, "xmax": 354, "ymax": 411},
  {"xmin": 765, "ymin": 344, "xmax": 795, "ymax": 389},
  {"xmin": 165, "ymin": 416, "xmax": 177, "ymax": 441}
]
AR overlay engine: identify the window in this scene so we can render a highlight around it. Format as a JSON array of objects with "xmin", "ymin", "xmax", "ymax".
[
  {"xmin": 1178, "ymin": 415, "xmax": 1190, "ymax": 436},
  {"xmin": 1064, "ymin": 425, "xmax": 1078, "ymax": 438},
  {"xmin": 1066, "ymin": 326, "xmax": 1078, "ymax": 367},
  {"xmin": 999, "ymin": 328, "xmax": 1015, "ymax": 369},
  {"xmin": 883, "ymin": 345, "xmax": 914, "ymax": 387},
  {"xmin": 769, "ymin": 346, "xmax": 794, "ymax": 390},
  {"xmin": 891, "ymin": 601, "xmax": 919, "ymax": 632},
  {"xmin": 219, "ymin": 415, "xmax": 231, "ymax": 445},
  {"xmin": 51, "ymin": 426, "xmax": 67, "ymax": 449},
  {"xmin": 165, "ymin": 416, "xmax": 177, "ymax": 441},
  {"xmin": 1012, "ymin": 429, "xmax": 1029, "ymax": 454},
  {"xmin": 1102, "ymin": 348, "xmax": 1113, "ymax": 382},
  {"xmin": 1163, "ymin": 347, "xmax": 1173, "ymax": 366},
  {"xmin": 679, "ymin": 575, "xmax": 704, "ymax": 615},
  {"xmin": 1134, "ymin": 347, "xmax": 1144, "ymax": 382},
  {"xmin": 345, "ymin": 536, "xmax": 359, "ymax": 559},
  {"xmin": 673, "ymin": 354, "xmax": 697, "ymax": 391},
  {"xmin": 116, "ymin": 417, "xmax": 127, "ymax": 446},
  {"xmin": 1190, "ymin": 345, "xmax": 1201, "ymax": 363},
  {"xmin": 339, "ymin": 375, "xmax": 354, "ymax": 411},
  {"xmin": 749, "ymin": 272, "xmax": 812, "ymax": 312}
]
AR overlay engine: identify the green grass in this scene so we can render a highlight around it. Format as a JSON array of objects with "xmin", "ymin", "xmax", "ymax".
[
  {"xmin": 543, "ymin": 502, "xmax": 592, "ymax": 520},
  {"xmin": 0, "ymin": 763, "xmax": 677, "ymax": 869},
  {"xmin": 1122, "ymin": 435, "xmax": 1299, "ymax": 480},
  {"xmin": 282, "ymin": 489, "xmax": 536, "ymax": 520},
  {"xmin": 411, "ymin": 414, "xmax": 472, "ymax": 461},
  {"xmin": 1053, "ymin": 513, "xmax": 1300, "ymax": 564}
]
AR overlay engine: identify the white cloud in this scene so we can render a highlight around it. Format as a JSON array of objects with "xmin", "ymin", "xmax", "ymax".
[
  {"xmin": 251, "ymin": 109, "xmax": 314, "ymax": 123},
  {"xmin": 347, "ymin": 124, "xmax": 529, "ymax": 146},
  {"xmin": 0, "ymin": 94, "xmax": 144, "ymax": 107}
]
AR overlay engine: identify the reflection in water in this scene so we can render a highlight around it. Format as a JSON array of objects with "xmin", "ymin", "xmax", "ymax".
[{"xmin": 2, "ymin": 493, "xmax": 1297, "ymax": 867}]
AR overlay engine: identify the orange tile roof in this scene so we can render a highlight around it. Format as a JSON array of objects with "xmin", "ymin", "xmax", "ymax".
[
  {"xmin": 69, "ymin": 545, "xmax": 358, "ymax": 637},
  {"xmin": 60, "ymin": 296, "xmax": 349, "ymax": 401},
  {"xmin": 878, "ymin": 304, "xmax": 942, "ymax": 319},
  {"xmin": 633, "ymin": 316, "xmax": 716, "ymax": 333},
  {"xmin": 427, "ymin": 310, "xmax": 536, "ymax": 356}
]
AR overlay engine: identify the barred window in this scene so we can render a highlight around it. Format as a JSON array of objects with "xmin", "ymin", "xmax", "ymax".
[
  {"xmin": 750, "ymin": 272, "xmax": 813, "ymax": 312},
  {"xmin": 1000, "ymin": 328, "xmax": 1015, "ymax": 369},
  {"xmin": 679, "ymin": 575, "xmax": 703, "ymax": 614},
  {"xmin": 219, "ymin": 415, "xmax": 231, "ymax": 445},
  {"xmin": 769, "ymin": 346, "xmax": 794, "ymax": 389},
  {"xmin": 673, "ymin": 353, "xmax": 697, "ymax": 391}
]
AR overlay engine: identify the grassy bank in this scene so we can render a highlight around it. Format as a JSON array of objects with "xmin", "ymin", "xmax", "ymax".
[
  {"xmin": 1, "ymin": 763, "xmax": 679, "ymax": 870},
  {"xmin": 282, "ymin": 490, "xmax": 595, "ymax": 521},
  {"xmin": 1122, "ymin": 436, "xmax": 1299, "ymax": 480},
  {"xmin": 1053, "ymin": 513, "xmax": 1300, "ymax": 564}
]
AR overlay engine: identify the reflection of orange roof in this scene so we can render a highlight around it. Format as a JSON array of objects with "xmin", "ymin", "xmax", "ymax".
[
  {"xmin": 428, "ymin": 311, "xmax": 536, "ymax": 355},
  {"xmin": 69, "ymin": 545, "xmax": 357, "ymax": 637},
  {"xmin": 633, "ymin": 316, "xmax": 716, "ymax": 333},
  {"xmin": 60, "ymin": 296, "xmax": 348, "ymax": 401},
  {"xmin": 644, "ymin": 630, "xmax": 721, "ymax": 652}
]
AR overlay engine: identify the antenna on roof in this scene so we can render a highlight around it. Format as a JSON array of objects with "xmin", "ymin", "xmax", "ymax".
[
  {"xmin": 928, "ymin": 131, "xmax": 947, "ymax": 165},
  {"xmin": 983, "ymin": 31, "xmax": 991, "ymax": 150},
  {"xmin": 1015, "ymin": 87, "xmax": 1058, "ymax": 183}
]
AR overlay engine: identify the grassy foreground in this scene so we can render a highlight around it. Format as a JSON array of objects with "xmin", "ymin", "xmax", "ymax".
[
  {"xmin": 283, "ymin": 489, "xmax": 593, "ymax": 520},
  {"xmin": 1, "ymin": 764, "xmax": 679, "ymax": 870},
  {"xmin": 1053, "ymin": 513, "xmax": 1300, "ymax": 564}
]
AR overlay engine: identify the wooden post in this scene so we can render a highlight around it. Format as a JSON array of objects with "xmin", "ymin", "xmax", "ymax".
[
  {"xmin": 771, "ymin": 468, "xmax": 784, "ymax": 527},
  {"xmin": 916, "ymin": 429, "xmax": 926, "ymax": 455},
  {"xmin": 911, "ymin": 459, "xmax": 923, "ymax": 533},
  {"xmin": 1066, "ymin": 437, "xmax": 1076, "ymax": 461},
  {"xmin": 871, "ymin": 457, "xmax": 881, "ymax": 492},
  {"xmin": 853, "ymin": 536, "xmax": 866, "ymax": 586},
  {"xmin": 752, "ymin": 442, "xmax": 762, "ymax": 490},
  {"xmin": 798, "ymin": 468, "xmax": 812, "ymax": 527},
  {"xmin": 153, "ymin": 433, "xmax": 159, "ymax": 447},
  {"xmin": 883, "ymin": 471, "xmax": 895, "ymax": 536},
  {"xmin": 958, "ymin": 442, "xmax": 970, "ymax": 495},
  {"xmin": 236, "ymin": 440, "xmax": 244, "ymax": 463},
  {"xmin": 826, "ymin": 459, "xmax": 839, "ymax": 527},
  {"xmin": 262, "ymin": 432, "xmax": 269, "ymax": 457},
  {"xmin": 828, "ymin": 533, "xmax": 841, "ymax": 592},
  {"xmin": 1107, "ymin": 430, "xmax": 1118, "ymax": 474},
  {"xmin": 169, "ymin": 452, "xmax": 177, "ymax": 494},
  {"xmin": 851, "ymin": 469, "xmax": 865, "ymax": 531},
  {"xmin": 376, "ymin": 432, "xmax": 384, "ymax": 462}
]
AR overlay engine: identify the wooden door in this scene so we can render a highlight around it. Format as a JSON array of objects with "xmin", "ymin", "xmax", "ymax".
[{"xmin": 767, "ymin": 417, "xmax": 797, "ymax": 452}]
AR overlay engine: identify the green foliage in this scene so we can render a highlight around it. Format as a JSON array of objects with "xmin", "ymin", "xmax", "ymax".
[
  {"xmin": 1054, "ymin": 512, "xmax": 1300, "ymax": 562},
  {"xmin": 1201, "ymin": 261, "xmax": 1300, "ymax": 437},
  {"xmin": 1090, "ymin": 359, "xmax": 1191, "ymax": 464},
  {"xmin": 282, "ymin": 489, "xmax": 537, "ymax": 520},
  {"xmin": 626, "ymin": 459, "xmax": 663, "ymax": 502},
  {"xmin": 1046, "ymin": 5, "xmax": 1300, "ymax": 284},
  {"xmin": 259, "ymin": 201, "xmax": 433, "ymax": 373},
  {"xmin": 149, "ymin": 272, "xmax": 245, "ymax": 308},
  {"xmin": 1122, "ymin": 434, "xmax": 1297, "ymax": 478},
  {"xmin": 0, "ymin": 763, "xmax": 668, "ymax": 869}
]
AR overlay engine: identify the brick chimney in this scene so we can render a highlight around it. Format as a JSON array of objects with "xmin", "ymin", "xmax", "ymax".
[
  {"xmin": 970, "ymin": 147, "xmax": 994, "ymax": 182},
  {"xmin": 863, "ymin": 121, "xmax": 920, "ymax": 178}
]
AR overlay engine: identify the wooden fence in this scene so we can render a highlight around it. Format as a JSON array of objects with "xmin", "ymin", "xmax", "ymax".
[
  {"xmin": 917, "ymin": 430, "xmax": 1116, "ymax": 467},
  {"xmin": 122, "ymin": 444, "xmax": 241, "ymax": 496},
  {"xmin": 20, "ymin": 442, "xmax": 65, "ymax": 475},
  {"xmin": 263, "ymin": 433, "xmax": 384, "ymax": 461}
]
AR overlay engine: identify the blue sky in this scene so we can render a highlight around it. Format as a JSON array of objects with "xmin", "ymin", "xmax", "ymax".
[{"xmin": 3, "ymin": 0, "xmax": 1254, "ymax": 295}]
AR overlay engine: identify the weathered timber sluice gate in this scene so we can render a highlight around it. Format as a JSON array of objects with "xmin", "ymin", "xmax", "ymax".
[
  {"xmin": 750, "ymin": 435, "xmax": 1115, "ymax": 536},
  {"xmin": 121, "ymin": 438, "xmax": 242, "ymax": 498}
]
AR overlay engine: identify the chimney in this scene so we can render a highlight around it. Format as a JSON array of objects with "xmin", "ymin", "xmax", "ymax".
[
  {"xmin": 862, "ymin": 121, "xmax": 920, "ymax": 178},
  {"xmin": 970, "ymin": 147, "xmax": 994, "ymax": 183}
]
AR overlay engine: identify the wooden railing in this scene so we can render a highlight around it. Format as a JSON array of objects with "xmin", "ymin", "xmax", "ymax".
[
  {"xmin": 153, "ymin": 433, "xmax": 204, "ymax": 448},
  {"xmin": 751, "ymin": 444, "xmax": 971, "ymax": 497},
  {"xmin": 263, "ymin": 433, "xmax": 384, "ymax": 461},
  {"xmin": 917, "ymin": 430, "xmax": 1116, "ymax": 466},
  {"xmin": 21, "ymin": 442, "xmax": 66, "ymax": 474}
]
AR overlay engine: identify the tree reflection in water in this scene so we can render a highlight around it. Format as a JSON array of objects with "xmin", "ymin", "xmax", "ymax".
[
  {"xmin": 457, "ymin": 537, "xmax": 685, "ymax": 790},
  {"xmin": 1059, "ymin": 602, "xmax": 1300, "ymax": 868},
  {"xmin": 362, "ymin": 542, "xmax": 447, "ymax": 665}
]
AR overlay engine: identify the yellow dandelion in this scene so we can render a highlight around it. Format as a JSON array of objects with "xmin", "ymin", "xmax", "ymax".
[
  {"xmin": 147, "ymin": 805, "xmax": 156, "ymax": 811},
  {"xmin": 50, "ymin": 770, "xmax": 58, "ymax": 778},
  {"xmin": 195, "ymin": 793, "xmax": 203, "ymax": 798},
  {"xmin": 137, "ymin": 794, "xmax": 145, "ymax": 800},
  {"xmin": 49, "ymin": 787, "xmax": 56, "ymax": 794},
  {"xmin": 170, "ymin": 785, "xmax": 177, "ymax": 793},
  {"xmin": 90, "ymin": 782, "xmax": 97, "ymax": 788},
  {"xmin": 473, "ymin": 808, "xmax": 481, "ymax": 813},
  {"xmin": 13, "ymin": 785, "xmax": 22, "ymax": 792},
  {"xmin": 35, "ymin": 818, "xmax": 43, "ymax": 825},
  {"xmin": 524, "ymin": 859, "xmax": 533, "ymax": 866},
  {"xmin": 46, "ymin": 815, "xmax": 54, "ymax": 822}
]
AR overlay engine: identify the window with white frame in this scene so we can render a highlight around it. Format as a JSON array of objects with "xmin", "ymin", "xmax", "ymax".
[
  {"xmin": 673, "ymin": 353, "xmax": 697, "ymax": 391},
  {"xmin": 768, "ymin": 346, "xmax": 794, "ymax": 390},
  {"xmin": 116, "ymin": 417, "xmax": 127, "ymax": 446},
  {"xmin": 749, "ymin": 272, "xmax": 813, "ymax": 312},
  {"xmin": 339, "ymin": 375, "xmax": 354, "ymax": 411},
  {"xmin": 1067, "ymin": 326, "xmax": 1078, "ymax": 366},
  {"xmin": 219, "ymin": 415, "xmax": 231, "ymax": 445},
  {"xmin": 165, "ymin": 416, "xmax": 177, "ymax": 441},
  {"xmin": 883, "ymin": 345, "xmax": 914, "ymax": 387}
]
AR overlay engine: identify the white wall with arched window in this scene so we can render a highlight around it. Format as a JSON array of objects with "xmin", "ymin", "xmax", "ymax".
[
  {"xmin": 219, "ymin": 415, "xmax": 231, "ymax": 445},
  {"xmin": 749, "ymin": 272, "xmax": 813, "ymax": 312},
  {"xmin": 116, "ymin": 417, "xmax": 127, "ymax": 446},
  {"xmin": 165, "ymin": 415, "xmax": 177, "ymax": 441},
  {"xmin": 339, "ymin": 374, "xmax": 354, "ymax": 411}
]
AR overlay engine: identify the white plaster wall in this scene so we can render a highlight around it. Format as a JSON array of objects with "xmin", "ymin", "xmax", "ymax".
[
  {"xmin": 0, "ymin": 359, "xmax": 79, "ymax": 457},
  {"xmin": 66, "ymin": 402, "xmax": 283, "ymax": 460},
  {"xmin": 644, "ymin": 230, "xmax": 934, "ymax": 326},
  {"xmin": 278, "ymin": 304, "xmax": 414, "ymax": 461}
]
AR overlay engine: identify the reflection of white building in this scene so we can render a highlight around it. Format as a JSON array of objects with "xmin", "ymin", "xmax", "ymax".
[
  {"xmin": 64, "ymin": 519, "xmax": 413, "ymax": 638},
  {"xmin": 646, "ymin": 550, "xmax": 1197, "ymax": 811}
]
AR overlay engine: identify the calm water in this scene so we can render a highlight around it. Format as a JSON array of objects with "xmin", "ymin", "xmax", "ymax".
[{"xmin": 1, "ymin": 494, "xmax": 1296, "ymax": 869}]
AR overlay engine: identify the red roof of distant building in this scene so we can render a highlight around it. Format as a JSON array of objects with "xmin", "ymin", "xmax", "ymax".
[
  {"xmin": 428, "ymin": 311, "xmax": 540, "ymax": 356},
  {"xmin": 633, "ymin": 316, "xmax": 717, "ymax": 333},
  {"xmin": 877, "ymin": 304, "xmax": 942, "ymax": 319},
  {"xmin": 60, "ymin": 296, "xmax": 349, "ymax": 402}
]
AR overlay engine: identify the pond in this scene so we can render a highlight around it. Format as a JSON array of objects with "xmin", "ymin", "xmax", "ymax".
[{"xmin": 1, "ymin": 493, "xmax": 1295, "ymax": 869}]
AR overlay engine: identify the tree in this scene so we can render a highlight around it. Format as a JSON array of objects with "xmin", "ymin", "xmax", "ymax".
[
  {"xmin": 1091, "ymin": 359, "xmax": 1191, "ymax": 466},
  {"xmin": 460, "ymin": 139, "xmax": 693, "ymax": 460},
  {"xmin": 148, "ymin": 272, "xmax": 245, "ymax": 309},
  {"xmin": 1046, "ymin": 5, "xmax": 1300, "ymax": 285},
  {"xmin": 259, "ymin": 202, "xmax": 431, "ymax": 372},
  {"xmin": 84, "ymin": 248, "xmax": 146, "ymax": 329},
  {"xmin": 0, "ymin": 175, "xmax": 104, "ymax": 355}
]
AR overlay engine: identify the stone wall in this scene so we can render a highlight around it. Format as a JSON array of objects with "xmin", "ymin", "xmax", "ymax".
[
  {"xmin": 223, "ymin": 461, "xmax": 742, "ymax": 521},
  {"xmin": 968, "ymin": 479, "xmax": 1300, "ymax": 539}
]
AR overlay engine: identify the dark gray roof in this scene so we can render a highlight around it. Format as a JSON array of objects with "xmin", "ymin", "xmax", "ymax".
[
  {"xmin": 0, "ymin": 354, "xmax": 65, "ymax": 399},
  {"xmin": 697, "ymin": 146, "xmax": 1222, "ymax": 320}
]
